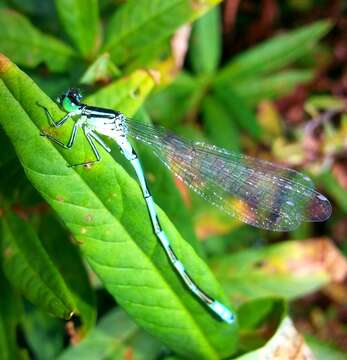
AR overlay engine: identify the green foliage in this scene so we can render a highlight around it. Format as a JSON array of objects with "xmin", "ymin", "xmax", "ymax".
[
  {"xmin": 214, "ymin": 20, "xmax": 332, "ymax": 84},
  {"xmin": 1, "ymin": 210, "xmax": 77, "ymax": 319},
  {"xmin": 305, "ymin": 336, "xmax": 347, "ymax": 360},
  {"xmin": 0, "ymin": 55, "xmax": 237, "ymax": 359},
  {"xmin": 55, "ymin": 0, "xmax": 100, "ymax": 59},
  {"xmin": 0, "ymin": 1, "xmax": 345, "ymax": 359},
  {"xmin": 58, "ymin": 309, "xmax": 162, "ymax": 360},
  {"xmin": 189, "ymin": 6, "xmax": 221, "ymax": 74},
  {"xmin": 0, "ymin": 265, "xmax": 27, "ymax": 360},
  {"xmin": 211, "ymin": 240, "xmax": 332, "ymax": 303},
  {"xmin": 202, "ymin": 95, "xmax": 240, "ymax": 152},
  {"xmin": 22, "ymin": 306, "xmax": 64, "ymax": 360},
  {"xmin": 103, "ymin": 0, "xmax": 221, "ymax": 66},
  {"xmin": 0, "ymin": 8, "xmax": 76, "ymax": 72}
]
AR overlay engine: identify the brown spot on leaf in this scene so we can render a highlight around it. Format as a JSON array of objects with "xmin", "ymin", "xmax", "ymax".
[
  {"xmin": 254, "ymin": 260, "xmax": 266, "ymax": 269},
  {"xmin": 124, "ymin": 347, "xmax": 134, "ymax": 360},
  {"xmin": 85, "ymin": 214, "xmax": 93, "ymax": 222},
  {"xmin": 3, "ymin": 246, "xmax": 13, "ymax": 258},
  {"xmin": 190, "ymin": 0, "xmax": 205, "ymax": 11},
  {"xmin": 0, "ymin": 53, "xmax": 11, "ymax": 74},
  {"xmin": 56, "ymin": 195, "xmax": 65, "ymax": 202},
  {"xmin": 70, "ymin": 235, "xmax": 84, "ymax": 246},
  {"xmin": 146, "ymin": 172, "xmax": 156, "ymax": 183}
]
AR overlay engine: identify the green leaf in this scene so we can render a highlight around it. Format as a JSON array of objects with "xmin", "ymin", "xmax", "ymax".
[
  {"xmin": 0, "ymin": 8, "xmax": 76, "ymax": 72},
  {"xmin": 10, "ymin": 0, "xmax": 55, "ymax": 16},
  {"xmin": 189, "ymin": 6, "xmax": 221, "ymax": 75},
  {"xmin": 0, "ymin": 54, "xmax": 238, "ymax": 359},
  {"xmin": 305, "ymin": 335, "xmax": 347, "ymax": 360},
  {"xmin": 0, "ymin": 130, "xmax": 24, "ymax": 200},
  {"xmin": 85, "ymin": 69, "xmax": 154, "ymax": 115},
  {"xmin": 38, "ymin": 213, "xmax": 96, "ymax": 334},
  {"xmin": 22, "ymin": 306, "xmax": 65, "ymax": 360},
  {"xmin": 237, "ymin": 297, "xmax": 286, "ymax": 352},
  {"xmin": 58, "ymin": 308, "xmax": 162, "ymax": 360},
  {"xmin": 213, "ymin": 86, "xmax": 262, "ymax": 140},
  {"xmin": 145, "ymin": 72, "xmax": 200, "ymax": 127},
  {"xmin": 215, "ymin": 20, "xmax": 331, "ymax": 85},
  {"xmin": 201, "ymin": 95, "xmax": 240, "ymax": 152},
  {"xmin": 55, "ymin": 0, "xmax": 100, "ymax": 58},
  {"xmin": 125, "ymin": 39, "xmax": 170, "ymax": 73},
  {"xmin": 80, "ymin": 53, "xmax": 121, "ymax": 85},
  {"xmin": 233, "ymin": 70, "xmax": 314, "ymax": 106},
  {"xmin": 211, "ymin": 240, "xmax": 344, "ymax": 303},
  {"xmin": 30, "ymin": 72, "xmax": 71, "ymax": 98},
  {"xmin": 1, "ymin": 209, "xmax": 76, "ymax": 319},
  {"xmin": 319, "ymin": 172, "xmax": 347, "ymax": 213},
  {"xmin": 0, "ymin": 127, "xmax": 46, "ymax": 206},
  {"xmin": 0, "ymin": 266, "xmax": 27, "ymax": 360},
  {"xmin": 238, "ymin": 298, "xmax": 284, "ymax": 333},
  {"xmin": 103, "ymin": 0, "xmax": 222, "ymax": 65},
  {"xmin": 235, "ymin": 299, "xmax": 315, "ymax": 359},
  {"xmin": 0, "ymin": 205, "xmax": 95, "ymax": 332}
]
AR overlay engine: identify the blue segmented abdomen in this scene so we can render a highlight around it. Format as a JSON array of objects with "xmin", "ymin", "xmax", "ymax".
[
  {"xmin": 208, "ymin": 301, "xmax": 235, "ymax": 324},
  {"xmin": 128, "ymin": 150, "xmax": 236, "ymax": 324}
]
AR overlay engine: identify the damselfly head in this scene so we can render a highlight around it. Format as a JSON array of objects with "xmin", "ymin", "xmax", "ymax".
[{"xmin": 57, "ymin": 88, "xmax": 83, "ymax": 112}]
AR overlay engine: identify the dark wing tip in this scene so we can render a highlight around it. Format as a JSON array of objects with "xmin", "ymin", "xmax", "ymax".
[{"xmin": 305, "ymin": 192, "xmax": 332, "ymax": 223}]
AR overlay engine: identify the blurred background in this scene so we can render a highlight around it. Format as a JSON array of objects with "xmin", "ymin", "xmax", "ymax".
[{"xmin": 0, "ymin": 0, "xmax": 346, "ymax": 359}]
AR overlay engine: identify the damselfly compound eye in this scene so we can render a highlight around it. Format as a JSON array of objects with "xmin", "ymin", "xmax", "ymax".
[{"xmin": 67, "ymin": 88, "xmax": 83, "ymax": 104}]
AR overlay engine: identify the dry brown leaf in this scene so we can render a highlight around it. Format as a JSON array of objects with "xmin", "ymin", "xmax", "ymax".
[
  {"xmin": 260, "ymin": 317, "xmax": 315, "ymax": 360},
  {"xmin": 256, "ymin": 238, "xmax": 347, "ymax": 284},
  {"xmin": 275, "ymin": 238, "xmax": 347, "ymax": 283}
]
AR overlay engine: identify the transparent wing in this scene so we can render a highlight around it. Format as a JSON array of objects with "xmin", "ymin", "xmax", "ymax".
[{"xmin": 125, "ymin": 119, "xmax": 332, "ymax": 231}]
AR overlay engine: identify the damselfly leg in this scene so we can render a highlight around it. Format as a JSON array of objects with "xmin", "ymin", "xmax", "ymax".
[
  {"xmin": 37, "ymin": 104, "xmax": 109, "ymax": 168},
  {"xmin": 36, "ymin": 102, "xmax": 73, "ymax": 128},
  {"xmin": 40, "ymin": 123, "xmax": 78, "ymax": 150}
]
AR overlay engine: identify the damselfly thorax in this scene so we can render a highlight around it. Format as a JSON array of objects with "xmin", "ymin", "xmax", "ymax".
[{"xmin": 78, "ymin": 105, "xmax": 135, "ymax": 159}]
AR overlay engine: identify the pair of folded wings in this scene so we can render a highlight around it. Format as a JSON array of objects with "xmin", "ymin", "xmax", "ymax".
[{"xmin": 125, "ymin": 120, "xmax": 331, "ymax": 232}]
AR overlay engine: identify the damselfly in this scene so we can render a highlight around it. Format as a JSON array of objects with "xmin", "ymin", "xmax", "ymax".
[{"xmin": 38, "ymin": 88, "xmax": 332, "ymax": 324}]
